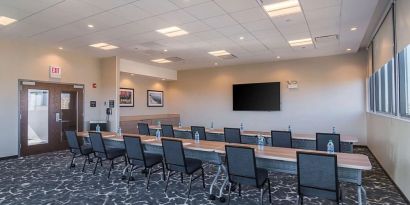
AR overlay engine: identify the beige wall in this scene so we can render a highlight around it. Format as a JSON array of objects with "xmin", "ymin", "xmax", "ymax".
[
  {"xmin": 367, "ymin": 113, "xmax": 410, "ymax": 198},
  {"xmin": 168, "ymin": 52, "xmax": 368, "ymax": 144},
  {"xmin": 100, "ymin": 57, "xmax": 120, "ymax": 132},
  {"xmin": 0, "ymin": 38, "xmax": 103, "ymax": 157},
  {"xmin": 119, "ymin": 73, "xmax": 170, "ymax": 116}
]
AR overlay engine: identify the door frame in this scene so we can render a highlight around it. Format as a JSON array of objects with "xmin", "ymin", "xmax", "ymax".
[{"xmin": 18, "ymin": 79, "xmax": 85, "ymax": 157}]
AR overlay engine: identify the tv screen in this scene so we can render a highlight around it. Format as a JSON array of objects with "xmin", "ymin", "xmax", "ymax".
[{"xmin": 233, "ymin": 82, "xmax": 280, "ymax": 111}]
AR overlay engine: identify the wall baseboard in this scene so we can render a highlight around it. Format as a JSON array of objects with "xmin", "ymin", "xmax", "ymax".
[
  {"xmin": 0, "ymin": 155, "xmax": 18, "ymax": 161},
  {"xmin": 362, "ymin": 146, "xmax": 410, "ymax": 204}
]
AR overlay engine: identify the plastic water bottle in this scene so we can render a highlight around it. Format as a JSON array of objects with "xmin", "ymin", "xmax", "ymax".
[
  {"xmin": 332, "ymin": 126, "xmax": 336, "ymax": 134},
  {"xmin": 257, "ymin": 134, "xmax": 265, "ymax": 150},
  {"xmin": 178, "ymin": 121, "xmax": 182, "ymax": 128},
  {"xmin": 194, "ymin": 131, "xmax": 200, "ymax": 143},
  {"xmin": 211, "ymin": 121, "xmax": 214, "ymax": 129},
  {"xmin": 327, "ymin": 140, "xmax": 335, "ymax": 153},
  {"xmin": 96, "ymin": 124, "xmax": 101, "ymax": 132},
  {"xmin": 157, "ymin": 120, "xmax": 161, "ymax": 126},
  {"xmin": 240, "ymin": 123, "xmax": 244, "ymax": 131},
  {"xmin": 288, "ymin": 125, "xmax": 291, "ymax": 132},
  {"xmin": 156, "ymin": 129, "xmax": 161, "ymax": 140},
  {"xmin": 117, "ymin": 127, "xmax": 122, "ymax": 136}
]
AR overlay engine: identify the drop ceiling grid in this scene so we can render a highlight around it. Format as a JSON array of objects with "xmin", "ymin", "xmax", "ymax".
[{"xmin": 0, "ymin": 0, "xmax": 379, "ymax": 70}]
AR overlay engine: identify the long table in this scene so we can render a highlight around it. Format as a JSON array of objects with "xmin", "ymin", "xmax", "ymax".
[
  {"xmin": 78, "ymin": 131, "xmax": 371, "ymax": 204},
  {"xmin": 148, "ymin": 125, "xmax": 358, "ymax": 153}
]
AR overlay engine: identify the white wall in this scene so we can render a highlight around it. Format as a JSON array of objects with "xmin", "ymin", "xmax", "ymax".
[
  {"xmin": 168, "ymin": 52, "xmax": 368, "ymax": 144},
  {"xmin": 119, "ymin": 58, "xmax": 177, "ymax": 80},
  {"xmin": 119, "ymin": 73, "xmax": 170, "ymax": 116},
  {"xmin": 0, "ymin": 38, "xmax": 103, "ymax": 158},
  {"xmin": 367, "ymin": 113, "xmax": 410, "ymax": 199}
]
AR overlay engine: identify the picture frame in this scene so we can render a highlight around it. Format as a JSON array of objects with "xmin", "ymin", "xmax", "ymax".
[
  {"xmin": 119, "ymin": 88, "xmax": 134, "ymax": 107},
  {"xmin": 147, "ymin": 90, "xmax": 164, "ymax": 107}
]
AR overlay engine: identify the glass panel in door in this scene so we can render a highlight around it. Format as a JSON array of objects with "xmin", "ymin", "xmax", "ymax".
[{"xmin": 27, "ymin": 89, "xmax": 49, "ymax": 146}]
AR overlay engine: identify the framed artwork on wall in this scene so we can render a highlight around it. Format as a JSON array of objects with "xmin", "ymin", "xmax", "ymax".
[
  {"xmin": 119, "ymin": 88, "xmax": 134, "ymax": 107},
  {"xmin": 147, "ymin": 90, "xmax": 163, "ymax": 107}
]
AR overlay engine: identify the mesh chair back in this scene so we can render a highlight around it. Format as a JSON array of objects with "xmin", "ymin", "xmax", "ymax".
[
  {"xmin": 89, "ymin": 132, "xmax": 106, "ymax": 154},
  {"xmin": 161, "ymin": 124, "xmax": 175, "ymax": 137},
  {"xmin": 316, "ymin": 133, "xmax": 341, "ymax": 152},
  {"xmin": 123, "ymin": 136, "xmax": 144, "ymax": 161},
  {"xmin": 297, "ymin": 152, "xmax": 339, "ymax": 200},
  {"xmin": 138, "ymin": 123, "xmax": 151, "ymax": 135},
  {"xmin": 225, "ymin": 145, "xmax": 257, "ymax": 182},
  {"xmin": 66, "ymin": 131, "xmax": 80, "ymax": 150},
  {"xmin": 191, "ymin": 126, "xmax": 206, "ymax": 140},
  {"xmin": 271, "ymin": 131, "xmax": 292, "ymax": 148},
  {"xmin": 224, "ymin": 128, "xmax": 241, "ymax": 143},
  {"xmin": 161, "ymin": 139, "xmax": 185, "ymax": 168}
]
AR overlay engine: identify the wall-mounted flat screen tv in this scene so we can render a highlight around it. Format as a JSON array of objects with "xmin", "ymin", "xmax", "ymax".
[{"xmin": 233, "ymin": 82, "xmax": 280, "ymax": 111}]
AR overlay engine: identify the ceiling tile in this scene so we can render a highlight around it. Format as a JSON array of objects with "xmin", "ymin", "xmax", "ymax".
[
  {"xmin": 194, "ymin": 30, "xmax": 225, "ymax": 41},
  {"xmin": 169, "ymin": 0, "xmax": 210, "ymax": 8},
  {"xmin": 179, "ymin": 21, "xmax": 212, "ymax": 33},
  {"xmin": 108, "ymin": 4, "xmax": 152, "ymax": 21},
  {"xmin": 214, "ymin": 0, "xmax": 259, "ymax": 13},
  {"xmin": 216, "ymin": 24, "xmax": 248, "ymax": 36},
  {"xmin": 241, "ymin": 19, "xmax": 275, "ymax": 32},
  {"xmin": 158, "ymin": 10, "xmax": 197, "ymax": 25},
  {"xmin": 184, "ymin": 1, "xmax": 225, "ymax": 19},
  {"xmin": 300, "ymin": 0, "xmax": 341, "ymax": 11},
  {"xmin": 134, "ymin": 0, "xmax": 178, "ymax": 15},
  {"xmin": 231, "ymin": 7, "xmax": 268, "ymax": 24},
  {"xmin": 202, "ymin": 15, "xmax": 237, "ymax": 29},
  {"xmin": 79, "ymin": 0, "xmax": 136, "ymax": 10}
]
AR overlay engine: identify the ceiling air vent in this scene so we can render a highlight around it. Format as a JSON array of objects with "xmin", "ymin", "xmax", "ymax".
[
  {"xmin": 314, "ymin": 34, "xmax": 339, "ymax": 48},
  {"xmin": 165, "ymin": 57, "xmax": 184, "ymax": 62}
]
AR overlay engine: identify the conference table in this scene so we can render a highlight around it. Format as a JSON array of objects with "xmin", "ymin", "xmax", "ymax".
[
  {"xmin": 148, "ymin": 125, "xmax": 359, "ymax": 153},
  {"xmin": 78, "ymin": 131, "xmax": 371, "ymax": 205}
]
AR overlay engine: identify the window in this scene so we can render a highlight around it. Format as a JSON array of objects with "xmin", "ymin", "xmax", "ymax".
[
  {"xmin": 369, "ymin": 76, "xmax": 375, "ymax": 111},
  {"xmin": 399, "ymin": 45, "xmax": 410, "ymax": 117},
  {"xmin": 371, "ymin": 58, "xmax": 395, "ymax": 115}
]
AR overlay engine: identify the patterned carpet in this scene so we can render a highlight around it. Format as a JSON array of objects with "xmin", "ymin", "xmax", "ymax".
[{"xmin": 0, "ymin": 147, "xmax": 408, "ymax": 205}]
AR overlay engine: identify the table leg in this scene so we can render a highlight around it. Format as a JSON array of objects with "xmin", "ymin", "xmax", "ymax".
[
  {"xmin": 356, "ymin": 171, "xmax": 366, "ymax": 205},
  {"xmin": 209, "ymin": 165, "xmax": 222, "ymax": 195},
  {"xmin": 218, "ymin": 165, "xmax": 229, "ymax": 198}
]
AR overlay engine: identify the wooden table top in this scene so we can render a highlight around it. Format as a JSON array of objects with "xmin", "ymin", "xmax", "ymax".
[
  {"xmin": 77, "ymin": 131, "xmax": 371, "ymax": 171},
  {"xmin": 148, "ymin": 125, "xmax": 359, "ymax": 143}
]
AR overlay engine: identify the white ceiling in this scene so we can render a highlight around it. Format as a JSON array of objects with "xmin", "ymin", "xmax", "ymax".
[{"xmin": 0, "ymin": 0, "xmax": 379, "ymax": 70}]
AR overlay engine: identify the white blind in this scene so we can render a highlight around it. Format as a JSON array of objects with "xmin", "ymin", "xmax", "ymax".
[
  {"xmin": 367, "ymin": 44, "xmax": 373, "ymax": 77},
  {"xmin": 396, "ymin": 0, "xmax": 410, "ymax": 52},
  {"xmin": 373, "ymin": 9, "xmax": 394, "ymax": 72}
]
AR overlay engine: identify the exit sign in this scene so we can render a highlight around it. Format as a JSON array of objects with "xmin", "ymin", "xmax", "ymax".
[{"xmin": 49, "ymin": 66, "xmax": 62, "ymax": 79}]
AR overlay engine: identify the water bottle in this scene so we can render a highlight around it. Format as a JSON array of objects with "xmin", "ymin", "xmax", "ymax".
[
  {"xmin": 96, "ymin": 124, "xmax": 101, "ymax": 132},
  {"xmin": 240, "ymin": 123, "xmax": 244, "ymax": 131},
  {"xmin": 211, "ymin": 121, "xmax": 214, "ymax": 129},
  {"xmin": 327, "ymin": 140, "xmax": 335, "ymax": 153},
  {"xmin": 194, "ymin": 131, "xmax": 200, "ymax": 143},
  {"xmin": 257, "ymin": 134, "xmax": 265, "ymax": 150},
  {"xmin": 157, "ymin": 120, "xmax": 161, "ymax": 126},
  {"xmin": 156, "ymin": 129, "xmax": 161, "ymax": 140},
  {"xmin": 117, "ymin": 127, "xmax": 122, "ymax": 136},
  {"xmin": 288, "ymin": 125, "xmax": 291, "ymax": 132},
  {"xmin": 332, "ymin": 126, "xmax": 336, "ymax": 134},
  {"xmin": 178, "ymin": 121, "xmax": 182, "ymax": 128}
]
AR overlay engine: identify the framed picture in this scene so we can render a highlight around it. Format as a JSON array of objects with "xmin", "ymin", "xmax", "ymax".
[
  {"xmin": 119, "ymin": 88, "xmax": 134, "ymax": 107},
  {"xmin": 147, "ymin": 90, "xmax": 164, "ymax": 107}
]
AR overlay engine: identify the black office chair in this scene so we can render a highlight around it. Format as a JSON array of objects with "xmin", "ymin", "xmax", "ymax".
[
  {"xmin": 89, "ymin": 132, "xmax": 127, "ymax": 178},
  {"xmin": 224, "ymin": 128, "xmax": 242, "ymax": 143},
  {"xmin": 316, "ymin": 133, "xmax": 341, "ymax": 152},
  {"xmin": 161, "ymin": 124, "xmax": 175, "ymax": 137},
  {"xmin": 191, "ymin": 126, "xmax": 207, "ymax": 140},
  {"xmin": 65, "ymin": 131, "xmax": 93, "ymax": 172},
  {"xmin": 296, "ymin": 151, "xmax": 343, "ymax": 204},
  {"xmin": 138, "ymin": 123, "xmax": 151, "ymax": 135},
  {"xmin": 161, "ymin": 138, "xmax": 205, "ymax": 199},
  {"xmin": 123, "ymin": 136, "xmax": 165, "ymax": 189},
  {"xmin": 225, "ymin": 145, "xmax": 272, "ymax": 205},
  {"xmin": 271, "ymin": 131, "xmax": 292, "ymax": 148}
]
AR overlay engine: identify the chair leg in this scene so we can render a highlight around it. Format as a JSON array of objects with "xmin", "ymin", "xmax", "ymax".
[
  {"xmin": 201, "ymin": 168, "xmax": 205, "ymax": 188},
  {"xmin": 164, "ymin": 171, "xmax": 171, "ymax": 193},
  {"xmin": 127, "ymin": 165, "xmax": 134, "ymax": 185},
  {"xmin": 239, "ymin": 184, "xmax": 242, "ymax": 196},
  {"xmin": 227, "ymin": 182, "xmax": 232, "ymax": 205},
  {"xmin": 146, "ymin": 167, "xmax": 152, "ymax": 190},
  {"xmin": 300, "ymin": 195, "xmax": 304, "ymax": 205},
  {"xmin": 162, "ymin": 161, "xmax": 166, "ymax": 181},
  {"xmin": 268, "ymin": 179, "xmax": 272, "ymax": 204},
  {"xmin": 69, "ymin": 154, "xmax": 76, "ymax": 169},
  {"xmin": 260, "ymin": 188, "xmax": 264, "ymax": 205},
  {"xmin": 107, "ymin": 160, "xmax": 114, "ymax": 179},
  {"xmin": 93, "ymin": 158, "xmax": 100, "ymax": 175},
  {"xmin": 180, "ymin": 172, "xmax": 184, "ymax": 183},
  {"xmin": 124, "ymin": 155, "xmax": 128, "ymax": 166},
  {"xmin": 186, "ymin": 175, "xmax": 193, "ymax": 200},
  {"xmin": 87, "ymin": 154, "xmax": 92, "ymax": 164},
  {"xmin": 82, "ymin": 156, "xmax": 88, "ymax": 172}
]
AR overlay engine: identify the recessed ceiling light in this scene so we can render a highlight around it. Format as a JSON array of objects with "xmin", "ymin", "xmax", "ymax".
[
  {"xmin": 276, "ymin": 56, "xmax": 281, "ymax": 59},
  {"xmin": 89, "ymin": 43, "xmax": 119, "ymax": 50},
  {"xmin": 58, "ymin": 47, "xmax": 63, "ymax": 50},
  {"xmin": 0, "ymin": 16, "xmax": 17, "ymax": 26},
  {"xmin": 162, "ymin": 78, "xmax": 166, "ymax": 81},
  {"xmin": 130, "ymin": 73, "xmax": 135, "ymax": 76},
  {"xmin": 350, "ymin": 27, "xmax": 357, "ymax": 31},
  {"xmin": 163, "ymin": 49, "xmax": 168, "ymax": 52},
  {"xmin": 214, "ymin": 62, "xmax": 219, "ymax": 66},
  {"xmin": 88, "ymin": 24, "xmax": 94, "ymax": 28},
  {"xmin": 288, "ymin": 38, "xmax": 313, "ymax": 47},
  {"xmin": 239, "ymin": 36, "xmax": 244, "ymax": 40},
  {"xmin": 156, "ymin": 26, "xmax": 188, "ymax": 37},
  {"xmin": 208, "ymin": 50, "xmax": 231, "ymax": 57},
  {"xmin": 151, "ymin": 58, "xmax": 172, "ymax": 64},
  {"xmin": 346, "ymin": 48, "xmax": 352, "ymax": 51},
  {"xmin": 263, "ymin": 0, "xmax": 301, "ymax": 17}
]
